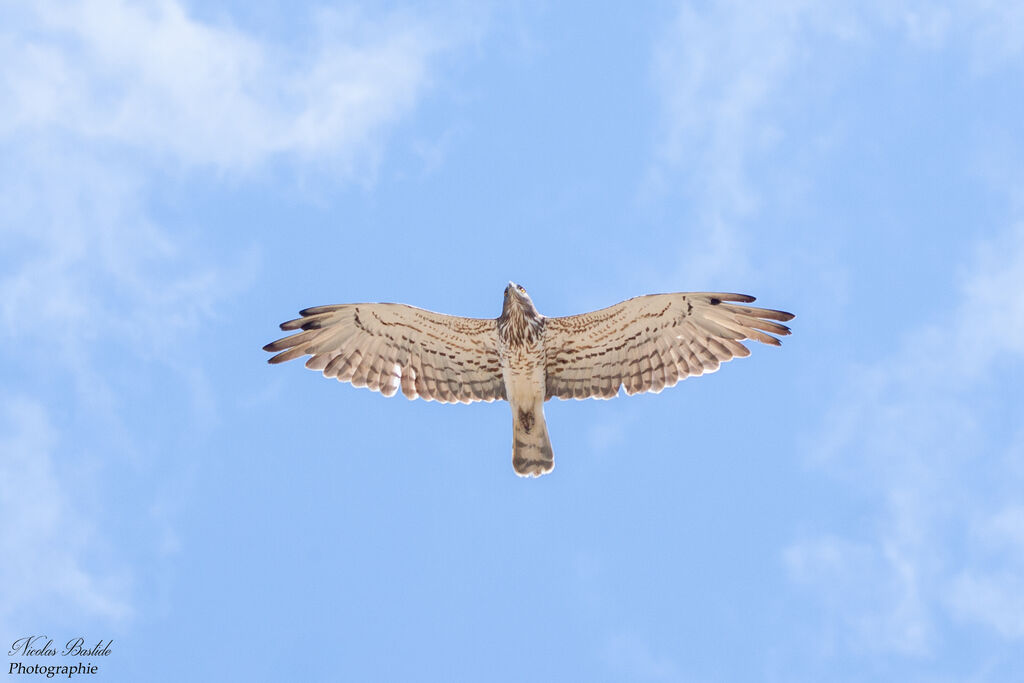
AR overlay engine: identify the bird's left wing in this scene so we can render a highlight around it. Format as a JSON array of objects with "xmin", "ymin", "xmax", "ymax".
[
  {"xmin": 543, "ymin": 293, "xmax": 793, "ymax": 400},
  {"xmin": 264, "ymin": 304, "xmax": 505, "ymax": 403}
]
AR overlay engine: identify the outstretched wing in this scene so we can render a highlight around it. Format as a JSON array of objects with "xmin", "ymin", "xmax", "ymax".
[
  {"xmin": 264, "ymin": 304, "xmax": 505, "ymax": 404},
  {"xmin": 544, "ymin": 293, "xmax": 793, "ymax": 400}
]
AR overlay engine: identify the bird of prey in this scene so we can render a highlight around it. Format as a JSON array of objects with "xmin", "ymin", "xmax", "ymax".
[{"xmin": 264, "ymin": 283, "xmax": 793, "ymax": 477}]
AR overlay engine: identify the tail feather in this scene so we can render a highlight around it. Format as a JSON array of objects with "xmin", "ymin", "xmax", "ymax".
[{"xmin": 511, "ymin": 401, "xmax": 554, "ymax": 477}]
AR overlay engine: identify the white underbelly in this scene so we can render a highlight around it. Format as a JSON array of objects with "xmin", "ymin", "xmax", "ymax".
[{"xmin": 501, "ymin": 355, "xmax": 546, "ymax": 405}]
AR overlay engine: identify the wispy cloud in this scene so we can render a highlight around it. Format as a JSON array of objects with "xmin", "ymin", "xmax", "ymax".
[
  {"xmin": 648, "ymin": 1, "xmax": 861, "ymax": 283},
  {"xmin": 651, "ymin": 1, "xmax": 1024, "ymax": 197},
  {"xmin": 786, "ymin": 221, "xmax": 1024, "ymax": 652},
  {"xmin": 875, "ymin": 1, "xmax": 1024, "ymax": 70},
  {"xmin": 1, "ymin": 0, "xmax": 465, "ymax": 353},
  {"xmin": 648, "ymin": 1, "xmax": 1024, "ymax": 284},
  {"xmin": 785, "ymin": 535, "xmax": 931, "ymax": 655},
  {"xmin": 2, "ymin": 0, "xmax": 459, "ymax": 172},
  {"xmin": 0, "ymin": 397, "xmax": 132, "ymax": 631},
  {"xmin": 648, "ymin": 0, "xmax": 1024, "ymax": 658},
  {"xmin": 651, "ymin": 2, "xmax": 847, "ymax": 212},
  {"xmin": 1, "ymin": 0, "xmax": 467, "ymax": 627},
  {"xmin": 948, "ymin": 504, "xmax": 1024, "ymax": 639}
]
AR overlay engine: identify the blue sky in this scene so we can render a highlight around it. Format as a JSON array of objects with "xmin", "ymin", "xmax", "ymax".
[{"xmin": 3, "ymin": 1, "xmax": 1024, "ymax": 681}]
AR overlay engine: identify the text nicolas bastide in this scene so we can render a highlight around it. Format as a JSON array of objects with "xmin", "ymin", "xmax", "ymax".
[{"xmin": 8, "ymin": 637, "xmax": 112, "ymax": 678}]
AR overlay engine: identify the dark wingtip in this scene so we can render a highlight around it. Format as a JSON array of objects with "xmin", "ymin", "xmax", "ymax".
[
  {"xmin": 299, "ymin": 304, "xmax": 341, "ymax": 316},
  {"xmin": 267, "ymin": 349, "xmax": 299, "ymax": 364},
  {"xmin": 710, "ymin": 293, "xmax": 757, "ymax": 305},
  {"xmin": 263, "ymin": 337, "xmax": 293, "ymax": 352},
  {"xmin": 757, "ymin": 308, "xmax": 795, "ymax": 322}
]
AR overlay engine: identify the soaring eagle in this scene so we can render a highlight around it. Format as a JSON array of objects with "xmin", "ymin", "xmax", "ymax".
[{"xmin": 265, "ymin": 284, "xmax": 793, "ymax": 476}]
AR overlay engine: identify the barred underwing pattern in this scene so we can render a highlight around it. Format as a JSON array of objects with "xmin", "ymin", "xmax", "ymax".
[
  {"xmin": 543, "ymin": 292, "xmax": 794, "ymax": 400},
  {"xmin": 264, "ymin": 284, "xmax": 794, "ymax": 477}
]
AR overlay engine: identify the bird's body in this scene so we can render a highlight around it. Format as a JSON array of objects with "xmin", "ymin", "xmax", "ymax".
[
  {"xmin": 264, "ymin": 283, "xmax": 793, "ymax": 477},
  {"xmin": 496, "ymin": 286, "xmax": 553, "ymax": 475}
]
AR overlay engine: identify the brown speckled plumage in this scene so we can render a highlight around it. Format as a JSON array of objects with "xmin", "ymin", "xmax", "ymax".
[{"xmin": 264, "ymin": 282, "xmax": 794, "ymax": 477}]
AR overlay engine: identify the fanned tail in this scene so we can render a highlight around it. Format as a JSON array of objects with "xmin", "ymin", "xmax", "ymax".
[{"xmin": 511, "ymin": 400, "xmax": 554, "ymax": 477}]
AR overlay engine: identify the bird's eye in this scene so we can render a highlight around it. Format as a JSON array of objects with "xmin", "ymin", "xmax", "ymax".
[{"xmin": 517, "ymin": 285, "xmax": 526, "ymax": 292}]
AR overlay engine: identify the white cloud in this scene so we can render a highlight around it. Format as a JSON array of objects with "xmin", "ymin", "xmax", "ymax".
[
  {"xmin": 649, "ymin": 1, "xmax": 1024, "ymax": 284},
  {"xmin": 653, "ymin": 2, "xmax": 830, "ymax": 211},
  {"xmin": 0, "ymin": 0, "xmax": 466, "ymax": 628},
  {"xmin": 947, "ymin": 503, "xmax": 1024, "ymax": 638},
  {"xmin": 0, "ymin": 397, "xmax": 132, "ymax": 630},
  {"xmin": 0, "ymin": 145, "xmax": 257, "ymax": 378},
  {"xmin": 785, "ymin": 535, "xmax": 931, "ymax": 655},
  {"xmin": 1, "ymin": 0, "xmax": 455, "ymax": 172},
  {"xmin": 948, "ymin": 571, "xmax": 1024, "ymax": 640},
  {"xmin": 876, "ymin": 1, "xmax": 1024, "ymax": 70},
  {"xmin": 651, "ymin": 10, "xmax": 1024, "ymax": 652},
  {"xmin": 648, "ymin": 1, "xmax": 863, "ymax": 283},
  {"xmin": 1, "ymin": 0, "xmax": 461, "ymax": 352},
  {"xmin": 786, "ymin": 222, "xmax": 1024, "ymax": 652}
]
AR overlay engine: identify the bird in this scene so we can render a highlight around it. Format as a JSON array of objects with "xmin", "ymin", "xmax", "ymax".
[{"xmin": 264, "ymin": 283, "xmax": 794, "ymax": 477}]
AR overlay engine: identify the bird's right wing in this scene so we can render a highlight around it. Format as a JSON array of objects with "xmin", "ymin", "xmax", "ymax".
[
  {"xmin": 543, "ymin": 292, "xmax": 793, "ymax": 400},
  {"xmin": 264, "ymin": 303, "xmax": 505, "ymax": 403}
]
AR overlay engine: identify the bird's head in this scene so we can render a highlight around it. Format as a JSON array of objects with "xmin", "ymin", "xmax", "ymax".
[{"xmin": 502, "ymin": 281, "xmax": 538, "ymax": 317}]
